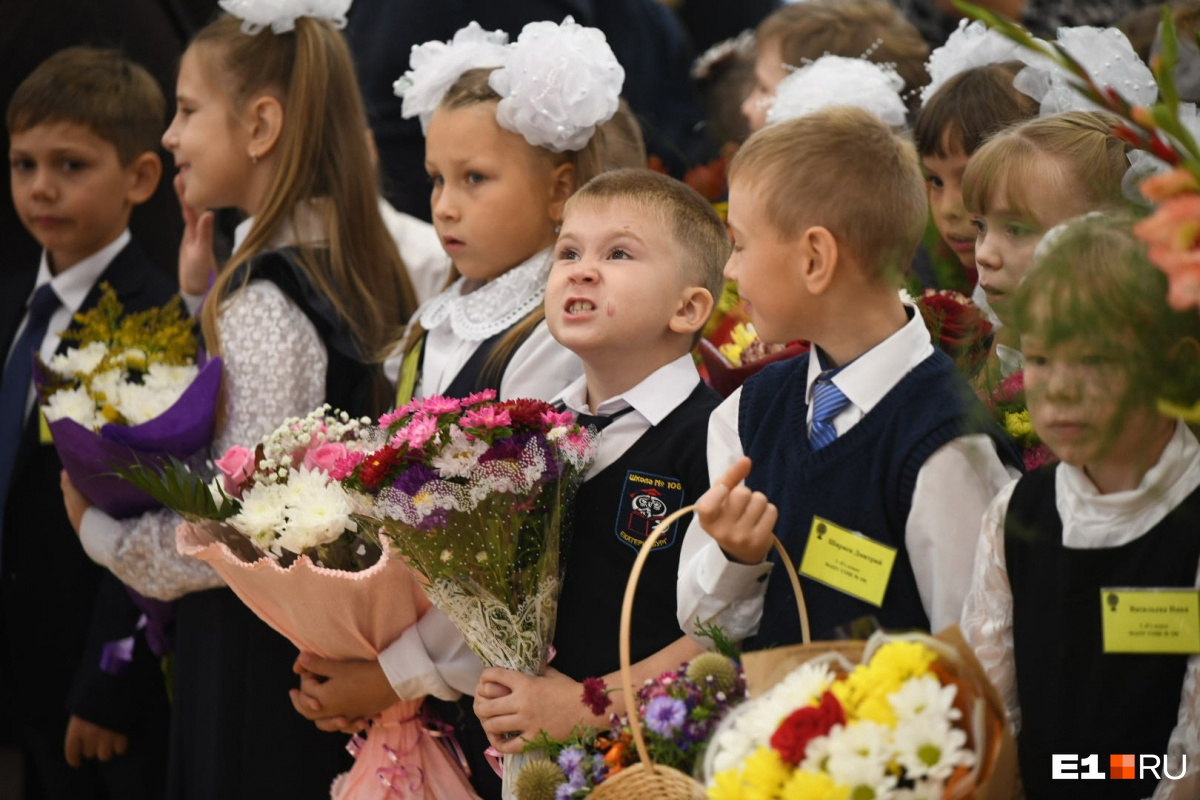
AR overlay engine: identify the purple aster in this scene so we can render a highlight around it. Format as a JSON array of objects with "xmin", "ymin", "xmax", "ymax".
[
  {"xmin": 644, "ymin": 696, "xmax": 687, "ymax": 736},
  {"xmin": 392, "ymin": 463, "xmax": 438, "ymax": 496},
  {"xmin": 479, "ymin": 432, "xmax": 533, "ymax": 463},
  {"xmin": 557, "ymin": 746, "xmax": 585, "ymax": 776}
]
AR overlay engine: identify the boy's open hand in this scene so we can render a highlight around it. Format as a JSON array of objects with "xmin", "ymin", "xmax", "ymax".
[
  {"xmin": 695, "ymin": 456, "xmax": 777, "ymax": 565},
  {"xmin": 474, "ymin": 667, "xmax": 588, "ymax": 754},
  {"xmin": 174, "ymin": 173, "xmax": 216, "ymax": 296},
  {"xmin": 288, "ymin": 653, "xmax": 393, "ymax": 734}
]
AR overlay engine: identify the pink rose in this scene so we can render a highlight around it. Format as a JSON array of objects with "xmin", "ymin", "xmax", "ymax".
[
  {"xmin": 303, "ymin": 442, "xmax": 349, "ymax": 474},
  {"xmin": 215, "ymin": 445, "xmax": 255, "ymax": 497}
]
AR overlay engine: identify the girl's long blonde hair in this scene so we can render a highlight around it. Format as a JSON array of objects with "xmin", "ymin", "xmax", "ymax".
[{"xmin": 194, "ymin": 15, "xmax": 417, "ymax": 401}]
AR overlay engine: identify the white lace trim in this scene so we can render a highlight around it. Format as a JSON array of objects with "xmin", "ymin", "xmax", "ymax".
[{"xmin": 416, "ymin": 250, "xmax": 550, "ymax": 342}]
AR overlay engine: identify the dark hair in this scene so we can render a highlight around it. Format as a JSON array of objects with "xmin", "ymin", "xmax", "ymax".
[
  {"xmin": 7, "ymin": 47, "xmax": 166, "ymax": 165},
  {"xmin": 1011, "ymin": 213, "xmax": 1200, "ymax": 408},
  {"xmin": 914, "ymin": 62, "xmax": 1039, "ymax": 157}
]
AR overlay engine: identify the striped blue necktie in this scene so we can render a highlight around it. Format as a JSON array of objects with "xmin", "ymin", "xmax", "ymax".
[{"xmin": 809, "ymin": 374, "xmax": 850, "ymax": 450}]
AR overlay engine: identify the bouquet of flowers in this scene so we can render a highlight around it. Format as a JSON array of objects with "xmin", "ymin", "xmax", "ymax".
[
  {"xmin": 914, "ymin": 289, "xmax": 994, "ymax": 380},
  {"xmin": 697, "ymin": 316, "xmax": 810, "ymax": 398},
  {"xmin": 704, "ymin": 630, "xmax": 1016, "ymax": 800},
  {"xmin": 982, "ymin": 371, "xmax": 1054, "ymax": 472},
  {"xmin": 121, "ymin": 406, "xmax": 476, "ymax": 800},
  {"xmin": 337, "ymin": 390, "xmax": 595, "ymax": 793},
  {"xmin": 34, "ymin": 283, "xmax": 221, "ymax": 518},
  {"xmin": 512, "ymin": 649, "xmax": 747, "ymax": 800}
]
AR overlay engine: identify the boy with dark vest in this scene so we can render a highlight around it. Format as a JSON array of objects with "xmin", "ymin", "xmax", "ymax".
[
  {"xmin": 2, "ymin": 47, "xmax": 174, "ymax": 799},
  {"xmin": 676, "ymin": 107, "xmax": 1021, "ymax": 647},
  {"xmin": 472, "ymin": 168, "xmax": 725, "ymax": 751}
]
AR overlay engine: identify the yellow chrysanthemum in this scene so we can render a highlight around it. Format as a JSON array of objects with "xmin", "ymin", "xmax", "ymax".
[
  {"xmin": 1003, "ymin": 410, "xmax": 1035, "ymax": 444},
  {"xmin": 867, "ymin": 641, "xmax": 937, "ymax": 683},
  {"xmin": 709, "ymin": 768, "xmax": 748, "ymax": 800},
  {"xmin": 719, "ymin": 322, "xmax": 760, "ymax": 367},
  {"xmin": 742, "ymin": 746, "xmax": 791, "ymax": 800},
  {"xmin": 779, "ymin": 770, "xmax": 850, "ymax": 800},
  {"xmin": 832, "ymin": 642, "xmax": 938, "ymax": 723}
]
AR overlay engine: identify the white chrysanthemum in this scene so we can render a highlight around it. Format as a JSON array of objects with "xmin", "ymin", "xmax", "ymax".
[
  {"xmin": 141, "ymin": 363, "xmax": 198, "ymax": 393},
  {"xmin": 275, "ymin": 473, "xmax": 354, "ymax": 552},
  {"xmin": 888, "ymin": 674, "xmax": 960, "ymax": 725},
  {"xmin": 90, "ymin": 368, "xmax": 126, "ymax": 403},
  {"xmin": 490, "ymin": 16, "xmax": 624, "ymax": 152},
  {"xmin": 767, "ymin": 661, "xmax": 835, "ymax": 711},
  {"xmin": 230, "ymin": 483, "xmax": 288, "ymax": 545},
  {"xmin": 117, "ymin": 382, "xmax": 181, "ymax": 425},
  {"xmin": 1015, "ymin": 26, "xmax": 1156, "ymax": 116},
  {"xmin": 46, "ymin": 342, "xmax": 108, "ymax": 378},
  {"xmin": 43, "ymin": 386, "xmax": 101, "ymax": 429},
  {"xmin": 823, "ymin": 722, "xmax": 897, "ymax": 797},
  {"xmin": 431, "ymin": 425, "xmax": 489, "ymax": 478},
  {"xmin": 766, "ymin": 56, "xmax": 908, "ymax": 128},
  {"xmin": 395, "ymin": 22, "xmax": 510, "ymax": 132},
  {"xmin": 892, "ymin": 716, "xmax": 974, "ymax": 783},
  {"xmin": 218, "ymin": 0, "xmax": 351, "ymax": 35}
]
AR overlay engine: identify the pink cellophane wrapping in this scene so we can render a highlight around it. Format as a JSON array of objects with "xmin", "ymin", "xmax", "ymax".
[{"xmin": 177, "ymin": 520, "xmax": 479, "ymax": 800}]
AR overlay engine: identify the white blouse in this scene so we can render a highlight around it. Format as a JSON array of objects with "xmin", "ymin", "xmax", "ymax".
[{"xmin": 961, "ymin": 421, "xmax": 1200, "ymax": 800}]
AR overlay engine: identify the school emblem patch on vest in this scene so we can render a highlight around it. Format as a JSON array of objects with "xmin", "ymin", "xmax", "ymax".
[{"xmin": 615, "ymin": 470, "xmax": 686, "ymax": 552}]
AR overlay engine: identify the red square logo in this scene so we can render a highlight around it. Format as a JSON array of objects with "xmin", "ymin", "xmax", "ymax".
[{"xmin": 1110, "ymin": 754, "xmax": 1136, "ymax": 779}]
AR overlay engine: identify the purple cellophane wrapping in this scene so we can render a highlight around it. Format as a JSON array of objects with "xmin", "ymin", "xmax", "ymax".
[{"xmin": 47, "ymin": 357, "xmax": 222, "ymax": 518}]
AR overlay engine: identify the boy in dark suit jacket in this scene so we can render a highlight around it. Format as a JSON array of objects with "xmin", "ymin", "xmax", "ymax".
[{"xmin": 1, "ymin": 47, "xmax": 176, "ymax": 799}]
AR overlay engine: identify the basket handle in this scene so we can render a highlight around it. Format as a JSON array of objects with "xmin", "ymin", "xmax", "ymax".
[{"xmin": 617, "ymin": 504, "xmax": 810, "ymax": 772}]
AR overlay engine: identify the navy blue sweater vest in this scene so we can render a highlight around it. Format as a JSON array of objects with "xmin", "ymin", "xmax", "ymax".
[
  {"xmin": 1006, "ymin": 467, "xmax": 1200, "ymax": 800},
  {"xmin": 739, "ymin": 349, "xmax": 1021, "ymax": 646}
]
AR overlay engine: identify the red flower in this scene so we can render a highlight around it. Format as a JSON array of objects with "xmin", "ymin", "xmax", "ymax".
[
  {"xmin": 769, "ymin": 691, "xmax": 845, "ymax": 765},
  {"xmin": 501, "ymin": 398, "xmax": 556, "ymax": 429},
  {"xmin": 581, "ymin": 677, "xmax": 612, "ymax": 716},
  {"xmin": 917, "ymin": 290, "xmax": 993, "ymax": 378},
  {"xmin": 357, "ymin": 445, "xmax": 400, "ymax": 491},
  {"xmin": 684, "ymin": 157, "xmax": 729, "ymax": 202}
]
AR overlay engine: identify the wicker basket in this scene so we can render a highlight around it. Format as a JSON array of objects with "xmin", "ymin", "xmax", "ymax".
[{"xmin": 590, "ymin": 506, "xmax": 812, "ymax": 800}]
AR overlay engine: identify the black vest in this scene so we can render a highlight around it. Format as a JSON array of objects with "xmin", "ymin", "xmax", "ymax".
[
  {"xmin": 552, "ymin": 382, "xmax": 719, "ymax": 680},
  {"xmin": 739, "ymin": 349, "xmax": 1021, "ymax": 647},
  {"xmin": 1006, "ymin": 467, "xmax": 1200, "ymax": 800},
  {"xmin": 230, "ymin": 248, "xmax": 382, "ymax": 417}
]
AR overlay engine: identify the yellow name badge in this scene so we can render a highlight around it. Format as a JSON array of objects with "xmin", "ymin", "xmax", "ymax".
[
  {"xmin": 798, "ymin": 516, "xmax": 897, "ymax": 607},
  {"xmin": 1101, "ymin": 588, "xmax": 1200, "ymax": 654}
]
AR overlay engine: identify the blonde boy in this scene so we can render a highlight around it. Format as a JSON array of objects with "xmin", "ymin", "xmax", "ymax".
[
  {"xmin": 474, "ymin": 169, "xmax": 728, "ymax": 747},
  {"xmin": 676, "ymin": 107, "xmax": 1021, "ymax": 647}
]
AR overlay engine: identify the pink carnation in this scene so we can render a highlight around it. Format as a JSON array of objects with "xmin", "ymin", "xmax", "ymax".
[
  {"xmin": 420, "ymin": 395, "xmax": 463, "ymax": 415},
  {"xmin": 329, "ymin": 449, "xmax": 365, "ymax": 480},
  {"xmin": 393, "ymin": 412, "xmax": 439, "ymax": 450},
  {"xmin": 461, "ymin": 406, "xmax": 512, "ymax": 430},
  {"xmin": 462, "ymin": 389, "xmax": 498, "ymax": 407},
  {"xmin": 215, "ymin": 445, "xmax": 255, "ymax": 497},
  {"xmin": 379, "ymin": 401, "xmax": 418, "ymax": 429},
  {"xmin": 540, "ymin": 409, "xmax": 575, "ymax": 429},
  {"xmin": 304, "ymin": 441, "xmax": 349, "ymax": 474}
]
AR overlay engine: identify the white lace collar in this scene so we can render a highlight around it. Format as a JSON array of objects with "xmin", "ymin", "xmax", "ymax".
[
  {"xmin": 416, "ymin": 249, "xmax": 550, "ymax": 341},
  {"xmin": 1056, "ymin": 421, "xmax": 1200, "ymax": 549}
]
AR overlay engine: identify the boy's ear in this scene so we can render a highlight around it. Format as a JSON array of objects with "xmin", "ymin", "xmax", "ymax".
[
  {"xmin": 798, "ymin": 225, "xmax": 838, "ymax": 295},
  {"xmin": 668, "ymin": 286, "xmax": 715, "ymax": 336},
  {"xmin": 246, "ymin": 94, "xmax": 285, "ymax": 162},
  {"xmin": 124, "ymin": 152, "xmax": 162, "ymax": 206},
  {"xmin": 547, "ymin": 162, "xmax": 576, "ymax": 224}
]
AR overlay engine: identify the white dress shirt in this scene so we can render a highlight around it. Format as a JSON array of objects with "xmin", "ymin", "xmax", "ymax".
[
  {"xmin": 6, "ymin": 230, "xmax": 131, "ymax": 419},
  {"xmin": 676, "ymin": 306, "xmax": 1019, "ymax": 639}
]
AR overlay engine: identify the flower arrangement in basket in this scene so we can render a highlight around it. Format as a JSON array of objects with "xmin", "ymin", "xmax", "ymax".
[
  {"xmin": 512, "ymin": 642, "xmax": 746, "ymax": 800},
  {"xmin": 35, "ymin": 283, "xmax": 221, "ymax": 518},
  {"xmin": 119, "ymin": 406, "xmax": 476, "ymax": 800},
  {"xmin": 703, "ymin": 630, "xmax": 1013, "ymax": 800},
  {"xmin": 337, "ymin": 390, "xmax": 595, "ymax": 793}
]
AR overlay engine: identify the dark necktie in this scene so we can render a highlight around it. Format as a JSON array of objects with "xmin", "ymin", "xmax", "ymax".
[
  {"xmin": 0, "ymin": 284, "xmax": 62, "ymax": 534},
  {"xmin": 571, "ymin": 404, "xmax": 636, "ymax": 433}
]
